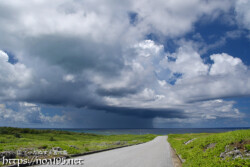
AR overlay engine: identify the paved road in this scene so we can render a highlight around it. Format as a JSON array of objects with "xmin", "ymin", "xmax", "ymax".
[{"xmin": 34, "ymin": 136, "xmax": 173, "ymax": 167}]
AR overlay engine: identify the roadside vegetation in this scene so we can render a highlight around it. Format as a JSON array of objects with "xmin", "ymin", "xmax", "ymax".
[
  {"xmin": 0, "ymin": 127, "xmax": 156, "ymax": 166},
  {"xmin": 168, "ymin": 130, "xmax": 250, "ymax": 167},
  {"xmin": 0, "ymin": 127, "xmax": 156, "ymax": 154}
]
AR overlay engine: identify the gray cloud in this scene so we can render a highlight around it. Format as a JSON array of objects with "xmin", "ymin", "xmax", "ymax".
[
  {"xmin": 96, "ymin": 87, "xmax": 139, "ymax": 97},
  {"xmin": 25, "ymin": 35, "xmax": 124, "ymax": 74},
  {"xmin": 0, "ymin": 0, "xmax": 248, "ymax": 127},
  {"xmin": 64, "ymin": 108, "xmax": 154, "ymax": 128},
  {"xmin": 90, "ymin": 105, "xmax": 187, "ymax": 119}
]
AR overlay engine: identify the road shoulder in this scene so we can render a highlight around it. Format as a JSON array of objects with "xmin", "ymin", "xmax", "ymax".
[{"xmin": 170, "ymin": 145, "xmax": 182, "ymax": 167}]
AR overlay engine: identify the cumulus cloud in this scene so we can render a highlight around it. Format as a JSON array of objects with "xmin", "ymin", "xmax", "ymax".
[
  {"xmin": 210, "ymin": 53, "xmax": 247, "ymax": 75},
  {"xmin": 161, "ymin": 45, "xmax": 209, "ymax": 78},
  {"xmin": 0, "ymin": 103, "xmax": 65, "ymax": 126},
  {"xmin": 0, "ymin": 0, "xmax": 248, "ymax": 127},
  {"xmin": 99, "ymin": 41, "xmax": 249, "ymax": 123},
  {"xmin": 0, "ymin": 50, "xmax": 32, "ymax": 100},
  {"xmin": 163, "ymin": 46, "xmax": 250, "ymax": 102}
]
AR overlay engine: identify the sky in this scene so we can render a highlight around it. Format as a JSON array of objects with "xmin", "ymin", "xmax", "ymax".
[{"xmin": 0, "ymin": 0, "xmax": 250, "ymax": 128}]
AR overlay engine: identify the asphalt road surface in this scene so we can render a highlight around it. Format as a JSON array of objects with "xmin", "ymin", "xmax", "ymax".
[{"xmin": 34, "ymin": 136, "xmax": 173, "ymax": 167}]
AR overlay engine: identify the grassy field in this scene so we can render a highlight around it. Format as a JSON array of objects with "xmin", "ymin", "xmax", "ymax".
[
  {"xmin": 0, "ymin": 127, "xmax": 156, "ymax": 166},
  {"xmin": 168, "ymin": 130, "xmax": 250, "ymax": 167},
  {"xmin": 0, "ymin": 127, "xmax": 157, "ymax": 154}
]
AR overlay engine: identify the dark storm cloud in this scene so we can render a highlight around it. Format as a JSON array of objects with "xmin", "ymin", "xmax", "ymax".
[
  {"xmin": 25, "ymin": 35, "xmax": 124, "ymax": 74},
  {"xmin": 66, "ymin": 108, "xmax": 154, "ymax": 128},
  {"xmin": 90, "ymin": 105, "xmax": 187, "ymax": 119},
  {"xmin": 20, "ymin": 79, "xmax": 103, "ymax": 107},
  {"xmin": 0, "ymin": 0, "xmax": 249, "ymax": 128},
  {"xmin": 96, "ymin": 87, "xmax": 139, "ymax": 97}
]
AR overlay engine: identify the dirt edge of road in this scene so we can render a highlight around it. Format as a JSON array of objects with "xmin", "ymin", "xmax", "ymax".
[{"xmin": 170, "ymin": 146, "xmax": 182, "ymax": 167}]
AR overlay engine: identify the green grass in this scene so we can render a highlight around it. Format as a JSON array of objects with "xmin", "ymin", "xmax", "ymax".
[
  {"xmin": 246, "ymin": 145, "xmax": 250, "ymax": 151},
  {"xmin": 0, "ymin": 127, "xmax": 156, "ymax": 155},
  {"xmin": 168, "ymin": 130, "xmax": 250, "ymax": 167}
]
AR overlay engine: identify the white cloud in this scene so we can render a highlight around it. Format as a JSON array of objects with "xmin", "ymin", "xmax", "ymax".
[
  {"xmin": 0, "ymin": 0, "xmax": 233, "ymax": 50},
  {"xmin": 0, "ymin": 102, "xmax": 65, "ymax": 125},
  {"xmin": 188, "ymin": 100, "xmax": 243, "ymax": 119},
  {"xmin": 0, "ymin": 50, "xmax": 33, "ymax": 99},
  {"xmin": 161, "ymin": 44, "xmax": 209, "ymax": 78},
  {"xmin": 132, "ymin": 0, "xmax": 232, "ymax": 37},
  {"xmin": 210, "ymin": 53, "xmax": 247, "ymax": 75},
  {"xmin": 235, "ymin": 0, "xmax": 250, "ymax": 31},
  {"xmin": 153, "ymin": 99, "xmax": 244, "ymax": 126},
  {"xmin": 19, "ymin": 102, "xmax": 37, "ymax": 107},
  {"xmin": 0, "ymin": 0, "xmax": 248, "ymax": 126},
  {"xmin": 101, "ymin": 40, "xmax": 249, "ymax": 123},
  {"xmin": 0, "ymin": 50, "xmax": 8, "ymax": 61},
  {"xmin": 63, "ymin": 74, "xmax": 75, "ymax": 83},
  {"xmin": 134, "ymin": 40, "xmax": 163, "ymax": 57}
]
